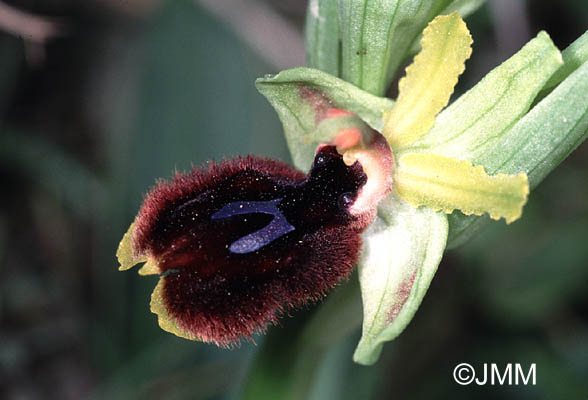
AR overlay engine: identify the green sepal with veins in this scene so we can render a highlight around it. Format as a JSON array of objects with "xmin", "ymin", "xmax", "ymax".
[{"xmin": 256, "ymin": 68, "xmax": 393, "ymax": 171}]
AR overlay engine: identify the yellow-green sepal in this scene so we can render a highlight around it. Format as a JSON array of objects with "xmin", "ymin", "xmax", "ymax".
[
  {"xmin": 394, "ymin": 153, "xmax": 529, "ymax": 223},
  {"xmin": 383, "ymin": 12, "xmax": 472, "ymax": 148}
]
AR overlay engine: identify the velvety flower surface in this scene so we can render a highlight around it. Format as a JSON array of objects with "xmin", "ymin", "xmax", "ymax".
[{"xmin": 118, "ymin": 144, "xmax": 388, "ymax": 346}]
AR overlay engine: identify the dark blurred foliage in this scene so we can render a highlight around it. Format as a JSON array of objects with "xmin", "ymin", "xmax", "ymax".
[{"xmin": 0, "ymin": 0, "xmax": 586, "ymax": 399}]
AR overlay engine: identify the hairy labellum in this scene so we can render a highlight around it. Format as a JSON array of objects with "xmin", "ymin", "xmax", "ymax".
[{"xmin": 117, "ymin": 145, "xmax": 386, "ymax": 346}]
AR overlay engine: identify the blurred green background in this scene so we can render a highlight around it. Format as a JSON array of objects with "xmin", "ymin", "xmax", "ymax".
[{"xmin": 0, "ymin": 0, "xmax": 587, "ymax": 399}]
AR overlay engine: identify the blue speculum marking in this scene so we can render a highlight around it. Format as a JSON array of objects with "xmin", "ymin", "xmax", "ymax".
[{"xmin": 211, "ymin": 198, "xmax": 295, "ymax": 254}]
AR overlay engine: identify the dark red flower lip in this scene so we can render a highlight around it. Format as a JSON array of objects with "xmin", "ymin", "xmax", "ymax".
[
  {"xmin": 116, "ymin": 114, "xmax": 394, "ymax": 346},
  {"xmin": 117, "ymin": 145, "xmax": 381, "ymax": 346}
]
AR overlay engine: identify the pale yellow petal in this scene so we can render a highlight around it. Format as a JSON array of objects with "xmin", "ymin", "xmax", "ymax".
[
  {"xmin": 150, "ymin": 279, "xmax": 201, "ymax": 341},
  {"xmin": 117, "ymin": 222, "xmax": 161, "ymax": 275},
  {"xmin": 394, "ymin": 153, "xmax": 529, "ymax": 223},
  {"xmin": 138, "ymin": 259, "xmax": 161, "ymax": 276},
  {"xmin": 383, "ymin": 12, "xmax": 472, "ymax": 148},
  {"xmin": 116, "ymin": 222, "xmax": 146, "ymax": 271}
]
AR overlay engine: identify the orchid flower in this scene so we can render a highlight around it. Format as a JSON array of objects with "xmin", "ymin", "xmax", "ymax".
[{"xmin": 117, "ymin": 0, "xmax": 588, "ymax": 370}]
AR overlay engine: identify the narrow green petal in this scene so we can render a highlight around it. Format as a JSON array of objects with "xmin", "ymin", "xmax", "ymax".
[
  {"xmin": 354, "ymin": 195, "xmax": 448, "ymax": 365},
  {"xmin": 403, "ymin": 31, "xmax": 563, "ymax": 161},
  {"xmin": 383, "ymin": 12, "xmax": 472, "ymax": 148},
  {"xmin": 395, "ymin": 153, "xmax": 529, "ymax": 223}
]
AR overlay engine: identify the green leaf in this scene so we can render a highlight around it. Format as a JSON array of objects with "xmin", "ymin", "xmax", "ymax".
[
  {"xmin": 401, "ymin": 31, "xmax": 563, "ymax": 162},
  {"xmin": 255, "ymin": 67, "xmax": 393, "ymax": 170},
  {"xmin": 447, "ymin": 59, "xmax": 588, "ymax": 247},
  {"xmin": 338, "ymin": 0, "xmax": 434, "ymax": 96},
  {"xmin": 305, "ymin": 0, "xmax": 341, "ymax": 76},
  {"xmin": 353, "ymin": 194, "xmax": 448, "ymax": 365}
]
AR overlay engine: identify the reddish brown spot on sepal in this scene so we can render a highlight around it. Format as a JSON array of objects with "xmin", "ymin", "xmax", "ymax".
[{"xmin": 125, "ymin": 147, "xmax": 377, "ymax": 346}]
